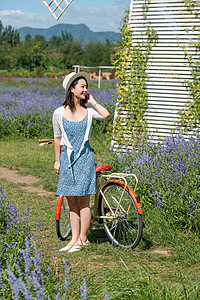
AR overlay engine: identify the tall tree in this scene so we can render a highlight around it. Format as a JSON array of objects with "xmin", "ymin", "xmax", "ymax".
[
  {"xmin": 61, "ymin": 30, "xmax": 73, "ymax": 43},
  {"xmin": 0, "ymin": 20, "xmax": 3, "ymax": 44},
  {"xmin": 47, "ymin": 35, "xmax": 63, "ymax": 69},
  {"xmin": 2, "ymin": 25, "xmax": 20, "ymax": 47},
  {"xmin": 82, "ymin": 42, "xmax": 108, "ymax": 66},
  {"xmin": 24, "ymin": 34, "xmax": 32, "ymax": 42},
  {"xmin": 61, "ymin": 40, "xmax": 84, "ymax": 69},
  {"xmin": 11, "ymin": 35, "xmax": 47, "ymax": 72}
]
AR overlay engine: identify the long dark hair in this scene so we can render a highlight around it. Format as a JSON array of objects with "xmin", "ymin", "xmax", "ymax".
[{"xmin": 63, "ymin": 76, "xmax": 88, "ymax": 112}]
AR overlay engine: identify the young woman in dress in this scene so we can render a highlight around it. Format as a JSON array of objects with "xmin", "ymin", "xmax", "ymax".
[{"xmin": 53, "ymin": 72, "xmax": 110, "ymax": 252}]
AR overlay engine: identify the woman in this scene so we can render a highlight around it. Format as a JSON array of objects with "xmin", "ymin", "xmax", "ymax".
[{"xmin": 53, "ymin": 71, "xmax": 110, "ymax": 253}]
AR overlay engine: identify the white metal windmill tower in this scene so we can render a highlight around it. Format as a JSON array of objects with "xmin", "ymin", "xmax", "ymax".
[
  {"xmin": 111, "ymin": 0, "xmax": 200, "ymax": 152},
  {"xmin": 42, "ymin": 0, "xmax": 73, "ymax": 20}
]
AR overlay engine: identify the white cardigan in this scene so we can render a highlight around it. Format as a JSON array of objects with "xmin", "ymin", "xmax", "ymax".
[{"xmin": 52, "ymin": 106, "xmax": 104, "ymax": 168}]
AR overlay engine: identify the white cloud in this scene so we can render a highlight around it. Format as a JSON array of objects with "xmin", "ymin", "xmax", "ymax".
[
  {"xmin": 0, "ymin": 11, "xmax": 53, "ymax": 29},
  {"xmin": 0, "ymin": 4, "xmax": 127, "ymax": 32},
  {"xmin": 60, "ymin": 4, "xmax": 127, "ymax": 31},
  {"xmin": 0, "ymin": 9, "xmax": 25, "ymax": 16}
]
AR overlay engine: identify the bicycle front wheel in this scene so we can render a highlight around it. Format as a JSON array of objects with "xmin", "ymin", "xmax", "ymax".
[
  {"xmin": 100, "ymin": 182, "xmax": 143, "ymax": 249},
  {"xmin": 56, "ymin": 197, "xmax": 71, "ymax": 241}
]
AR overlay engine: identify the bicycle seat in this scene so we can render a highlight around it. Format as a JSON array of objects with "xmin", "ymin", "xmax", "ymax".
[{"xmin": 96, "ymin": 163, "xmax": 112, "ymax": 173}]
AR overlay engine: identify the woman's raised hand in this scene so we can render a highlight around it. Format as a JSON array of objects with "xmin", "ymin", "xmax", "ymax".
[
  {"xmin": 88, "ymin": 94, "xmax": 110, "ymax": 119},
  {"xmin": 87, "ymin": 94, "xmax": 95, "ymax": 105}
]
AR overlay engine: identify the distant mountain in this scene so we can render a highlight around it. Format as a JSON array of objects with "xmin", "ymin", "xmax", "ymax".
[{"xmin": 17, "ymin": 23, "xmax": 121, "ymax": 44}]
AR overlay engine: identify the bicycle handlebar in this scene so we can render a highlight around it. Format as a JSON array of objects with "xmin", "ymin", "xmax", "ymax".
[{"xmin": 38, "ymin": 138, "xmax": 54, "ymax": 146}]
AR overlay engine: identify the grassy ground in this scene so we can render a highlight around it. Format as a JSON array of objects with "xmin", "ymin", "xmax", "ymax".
[{"xmin": 0, "ymin": 137, "xmax": 199, "ymax": 299}]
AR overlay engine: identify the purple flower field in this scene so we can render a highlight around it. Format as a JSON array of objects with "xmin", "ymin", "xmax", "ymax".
[
  {"xmin": 116, "ymin": 132, "xmax": 200, "ymax": 231},
  {"xmin": 0, "ymin": 78, "xmax": 200, "ymax": 297},
  {"xmin": 0, "ymin": 78, "xmax": 116, "ymax": 138},
  {"xmin": 0, "ymin": 188, "xmax": 109, "ymax": 299}
]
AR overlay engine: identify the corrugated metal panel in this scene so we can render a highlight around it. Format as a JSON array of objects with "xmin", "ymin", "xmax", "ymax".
[{"xmin": 111, "ymin": 0, "xmax": 200, "ymax": 151}]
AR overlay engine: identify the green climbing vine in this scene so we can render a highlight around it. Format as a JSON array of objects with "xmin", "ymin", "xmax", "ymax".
[
  {"xmin": 178, "ymin": 1, "xmax": 200, "ymax": 131},
  {"xmin": 184, "ymin": 0, "xmax": 195, "ymax": 11},
  {"xmin": 113, "ymin": 2, "xmax": 158, "ymax": 147}
]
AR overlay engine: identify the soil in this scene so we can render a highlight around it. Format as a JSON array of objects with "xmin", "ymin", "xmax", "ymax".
[
  {"xmin": 149, "ymin": 248, "xmax": 171, "ymax": 256},
  {"xmin": 0, "ymin": 166, "xmax": 55, "ymax": 198}
]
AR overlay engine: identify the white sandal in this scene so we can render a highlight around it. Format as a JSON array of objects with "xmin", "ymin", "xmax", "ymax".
[
  {"xmin": 59, "ymin": 243, "xmax": 74, "ymax": 252},
  {"xmin": 68, "ymin": 243, "xmax": 82, "ymax": 253},
  {"xmin": 82, "ymin": 240, "xmax": 90, "ymax": 246},
  {"xmin": 68, "ymin": 240, "xmax": 90, "ymax": 253}
]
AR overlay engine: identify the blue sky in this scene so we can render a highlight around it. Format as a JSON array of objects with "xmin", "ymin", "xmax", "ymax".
[{"xmin": 0, "ymin": 0, "xmax": 130, "ymax": 32}]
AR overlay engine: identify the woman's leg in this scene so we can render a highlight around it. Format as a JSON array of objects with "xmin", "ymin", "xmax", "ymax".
[
  {"xmin": 77, "ymin": 195, "xmax": 91, "ymax": 243},
  {"xmin": 66, "ymin": 195, "xmax": 91, "ymax": 245},
  {"xmin": 67, "ymin": 196, "xmax": 80, "ymax": 245}
]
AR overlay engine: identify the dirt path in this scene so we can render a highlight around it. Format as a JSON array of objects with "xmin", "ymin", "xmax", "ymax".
[{"xmin": 0, "ymin": 166, "xmax": 55, "ymax": 198}]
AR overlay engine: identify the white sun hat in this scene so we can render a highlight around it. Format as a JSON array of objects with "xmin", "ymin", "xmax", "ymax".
[{"xmin": 63, "ymin": 71, "xmax": 90, "ymax": 99}]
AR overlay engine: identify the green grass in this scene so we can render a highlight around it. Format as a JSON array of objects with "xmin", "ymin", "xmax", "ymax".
[{"xmin": 0, "ymin": 136, "xmax": 200, "ymax": 299}]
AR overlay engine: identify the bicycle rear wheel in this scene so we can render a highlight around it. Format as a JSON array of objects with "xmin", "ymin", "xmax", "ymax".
[
  {"xmin": 56, "ymin": 197, "xmax": 71, "ymax": 241},
  {"xmin": 100, "ymin": 182, "xmax": 143, "ymax": 249}
]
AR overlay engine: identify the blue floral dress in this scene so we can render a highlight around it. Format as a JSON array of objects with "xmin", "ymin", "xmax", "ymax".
[{"xmin": 56, "ymin": 113, "xmax": 96, "ymax": 196}]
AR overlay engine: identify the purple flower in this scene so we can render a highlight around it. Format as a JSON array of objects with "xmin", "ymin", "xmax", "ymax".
[
  {"xmin": 80, "ymin": 279, "xmax": 88, "ymax": 299},
  {"xmin": 115, "ymin": 130, "xmax": 200, "ymax": 229},
  {"xmin": 6, "ymin": 263, "xmax": 21, "ymax": 299},
  {"xmin": 62, "ymin": 259, "xmax": 69, "ymax": 293},
  {"xmin": 104, "ymin": 290, "xmax": 110, "ymax": 299},
  {"xmin": 0, "ymin": 79, "xmax": 115, "ymax": 138},
  {"xmin": 55, "ymin": 292, "xmax": 61, "ymax": 300}
]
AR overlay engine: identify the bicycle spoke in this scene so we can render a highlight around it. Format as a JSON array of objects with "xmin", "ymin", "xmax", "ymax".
[
  {"xmin": 101, "ymin": 182, "xmax": 143, "ymax": 248},
  {"xmin": 108, "ymin": 220, "xmax": 137, "ymax": 244}
]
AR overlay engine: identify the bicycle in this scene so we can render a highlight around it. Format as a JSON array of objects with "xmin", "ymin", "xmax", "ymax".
[{"xmin": 39, "ymin": 138, "xmax": 143, "ymax": 249}]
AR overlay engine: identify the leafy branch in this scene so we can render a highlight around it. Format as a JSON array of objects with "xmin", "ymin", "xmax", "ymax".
[
  {"xmin": 178, "ymin": 1, "xmax": 200, "ymax": 131},
  {"xmin": 113, "ymin": 2, "xmax": 158, "ymax": 147}
]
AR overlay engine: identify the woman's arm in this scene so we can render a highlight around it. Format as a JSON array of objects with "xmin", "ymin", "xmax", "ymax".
[
  {"xmin": 54, "ymin": 136, "xmax": 61, "ymax": 174},
  {"xmin": 88, "ymin": 94, "xmax": 110, "ymax": 119}
]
